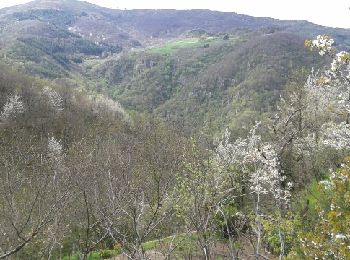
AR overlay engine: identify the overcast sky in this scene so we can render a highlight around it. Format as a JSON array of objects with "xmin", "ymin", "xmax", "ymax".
[{"xmin": 1, "ymin": 0, "xmax": 350, "ymax": 29}]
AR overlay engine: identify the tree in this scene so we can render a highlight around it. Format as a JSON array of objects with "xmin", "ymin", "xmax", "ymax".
[
  {"xmin": 42, "ymin": 87, "xmax": 64, "ymax": 112},
  {"xmin": 305, "ymin": 35, "xmax": 350, "ymax": 149},
  {"xmin": 0, "ymin": 131, "xmax": 72, "ymax": 259},
  {"xmin": 0, "ymin": 94, "xmax": 25, "ymax": 120},
  {"xmin": 175, "ymin": 141, "xmax": 224, "ymax": 260},
  {"xmin": 298, "ymin": 158, "xmax": 350, "ymax": 259},
  {"xmin": 74, "ymin": 118, "xmax": 184, "ymax": 259},
  {"xmin": 216, "ymin": 123, "xmax": 292, "ymax": 259}
]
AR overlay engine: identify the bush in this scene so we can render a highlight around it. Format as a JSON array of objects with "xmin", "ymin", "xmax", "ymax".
[{"xmin": 99, "ymin": 250, "xmax": 114, "ymax": 259}]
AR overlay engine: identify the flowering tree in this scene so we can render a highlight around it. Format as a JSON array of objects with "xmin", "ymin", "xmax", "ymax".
[
  {"xmin": 216, "ymin": 123, "xmax": 292, "ymax": 259},
  {"xmin": 89, "ymin": 94, "xmax": 131, "ymax": 124},
  {"xmin": 42, "ymin": 87, "xmax": 64, "ymax": 112},
  {"xmin": 0, "ymin": 94, "xmax": 25, "ymax": 120},
  {"xmin": 270, "ymin": 34, "xmax": 350, "ymax": 259},
  {"xmin": 305, "ymin": 35, "xmax": 350, "ymax": 149},
  {"xmin": 269, "ymin": 35, "xmax": 350, "ymax": 188},
  {"xmin": 298, "ymin": 158, "xmax": 350, "ymax": 259}
]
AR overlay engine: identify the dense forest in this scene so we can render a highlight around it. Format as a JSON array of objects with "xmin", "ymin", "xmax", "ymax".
[{"xmin": 1, "ymin": 0, "xmax": 350, "ymax": 259}]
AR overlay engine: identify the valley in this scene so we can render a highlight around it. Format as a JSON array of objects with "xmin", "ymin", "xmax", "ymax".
[{"xmin": 0, "ymin": 0, "xmax": 350, "ymax": 259}]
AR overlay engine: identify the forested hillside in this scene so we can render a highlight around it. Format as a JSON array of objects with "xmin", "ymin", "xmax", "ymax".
[
  {"xmin": 1, "ymin": 0, "xmax": 342, "ymax": 135},
  {"xmin": 1, "ymin": 0, "xmax": 350, "ymax": 259},
  {"xmin": 91, "ymin": 32, "xmax": 323, "ymax": 135}
]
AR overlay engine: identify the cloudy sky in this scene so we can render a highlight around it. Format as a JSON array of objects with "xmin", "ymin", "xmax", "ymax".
[{"xmin": 1, "ymin": 0, "xmax": 350, "ymax": 28}]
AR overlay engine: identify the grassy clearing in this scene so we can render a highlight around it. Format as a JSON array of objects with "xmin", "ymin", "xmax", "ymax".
[
  {"xmin": 146, "ymin": 35, "xmax": 242, "ymax": 55},
  {"xmin": 147, "ymin": 37, "xmax": 214, "ymax": 55},
  {"xmin": 62, "ymin": 233, "xmax": 200, "ymax": 259},
  {"xmin": 62, "ymin": 249, "xmax": 120, "ymax": 260}
]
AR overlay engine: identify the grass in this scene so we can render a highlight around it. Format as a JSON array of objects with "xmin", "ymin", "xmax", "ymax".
[
  {"xmin": 142, "ymin": 233, "xmax": 199, "ymax": 252},
  {"xmin": 62, "ymin": 256, "xmax": 78, "ymax": 260},
  {"xmin": 145, "ymin": 35, "xmax": 243, "ymax": 56},
  {"xmin": 147, "ymin": 37, "xmax": 215, "ymax": 55},
  {"xmin": 62, "ymin": 233, "xmax": 200, "ymax": 259},
  {"xmin": 142, "ymin": 239, "xmax": 159, "ymax": 251},
  {"xmin": 62, "ymin": 250, "xmax": 119, "ymax": 260}
]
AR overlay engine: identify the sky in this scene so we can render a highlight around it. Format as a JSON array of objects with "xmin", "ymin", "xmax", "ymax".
[{"xmin": 0, "ymin": 0, "xmax": 350, "ymax": 29}]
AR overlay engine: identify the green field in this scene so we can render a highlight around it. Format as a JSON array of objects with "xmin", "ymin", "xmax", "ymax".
[{"xmin": 147, "ymin": 37, "xmax": 222, "ymax": 55}]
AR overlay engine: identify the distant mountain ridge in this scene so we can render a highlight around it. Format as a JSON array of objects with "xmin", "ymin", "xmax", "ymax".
[{"xmin": 1, "ymin": 0, "xmax": 350, "ymax": 49}]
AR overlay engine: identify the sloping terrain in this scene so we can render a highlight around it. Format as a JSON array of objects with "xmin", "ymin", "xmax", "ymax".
[
  {"xmin": 1, "ymin": 1, "xmax": 350, "ymax": 259},
  {"xmin": 0, "ymin": 0, "xmax": 345, "ymax": 134},
  {"xmin": 90, "ymin": 32, "xmax": 322, "ymax": 134}
]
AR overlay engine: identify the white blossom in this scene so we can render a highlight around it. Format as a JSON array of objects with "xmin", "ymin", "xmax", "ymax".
[
  {"xmin": 42, "ymin": 87, "xmax": 64, "ymax": 112},
  {"xmin": 310, "ymin": 35, "xmax": 334, "ymax": 56},
  {"xmin": 1, "ymin": 94, "xmax": 25, "ymax": 119},
  {"xmin": 300, "ymin": 37, "xmax": 350, "ymax": 152},
  {"xmin": 322, "ymin": 122, "xmax": 350, "ymax": 150},
  {"xmin": 331, "ymin": 51, "xmax": 350, "ymax": 72},
  {"xmin": 335, "ymin": 234, "xmax": 347, "ymax": 240},
  {"xmin": 90, "ymin": 94, "xmax": 131, "ymax": 123},
  {"xmin": 319, "ymin": 179, "xmax": 334, "ymax": 190},
  {"xmin": 216, "ymin": 123, "xmax": 292, "ymax": 205},
  {"xmin": 304, "ymin": 70, "xmax": 335, "ymax": 114},
  {"xmin": 47, "ymin": 136, "xmax": 66, "ymax": 184},
  {"xmin": 307, "ymin": 38, "xmax": 350, "ymax": 116},
  {"xmin": 48, "ymin": 136, "xmax": 64, "ymax": 166},
  {"xmin": 216, "ymin": 124, "xmax": 293, "ymax": 258}
]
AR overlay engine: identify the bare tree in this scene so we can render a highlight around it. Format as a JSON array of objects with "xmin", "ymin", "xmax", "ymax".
[
  {"xmin": 0, "ymin": 131, "xmax": 72, "ymax": 259},
  {"xmin": 68, "ymin": 118, "xmax": 183, "ymax": 259}
]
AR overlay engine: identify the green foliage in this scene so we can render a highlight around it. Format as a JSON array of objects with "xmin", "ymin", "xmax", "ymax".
[
  {"xmin": 175, "ymin": 142, "xmax": 216, "ymax": 218},
  {"xmin": 213, "ymin": 203, "xmax": 243, "ymax": 240},
  {"xmin": 62, "ymin": 256, "xmax": 79, "ymax": 260},
  {"xmin": 142, "ymin": 240, "xmax": 159, "ymax": 251},
  {"xmin": 2, "ymin": 2, "xmax": 350, "ymax": 259},
  {"xmin": 93, "ymin": 32, "xmax": 322, "ymax": 136},
  {"xmin": 295, "ymin": 159, "xmax": 350, "ymax": 259},
  {"xmin": 261, "ymin": 213, "xmax": 300, "ymax": 256},
  {"xmin": 62, "ymin": 250, "xmax": 119, "ymax": 260},
  {"xmin": 98, "ymin": 250, "xmax": 115, "ymax": 259},
  {"xmin": 172, "ymin": 234, "xmax": 199, "ymax": 253}
]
